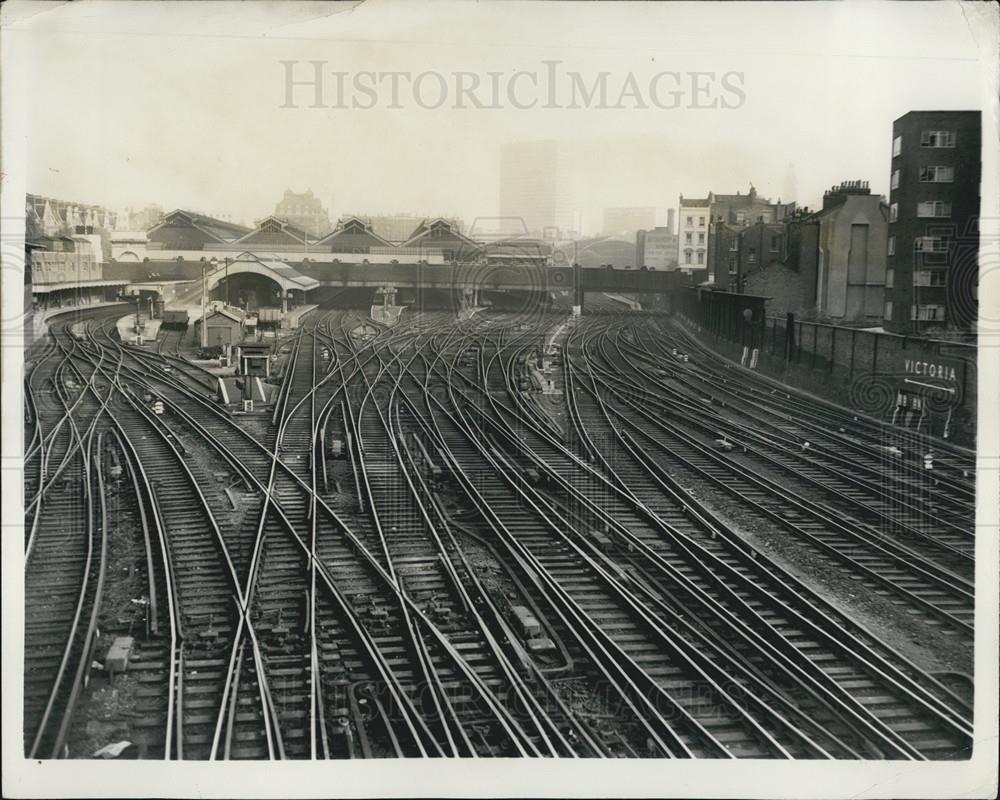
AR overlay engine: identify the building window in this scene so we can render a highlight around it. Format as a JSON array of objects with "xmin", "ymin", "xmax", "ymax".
[
  {"xmin": 920, "ymin": 130, "xmax": 956, "ymax": 148},
  {"xmin": 914, "ymin": 270, "xmax": 947, "ymax": 287},
  {"xmin": 919, "ymin": 166, "xmax": 955, "ymax": 183},
  {"xmin": 685, "ymin": 232, "xmax": 692, "ymax": 245},
  {"xmin": 891, "ymin": 169, "xmax": 900, "ymax": 190},
  {"xmin": 912, "ymin": 304, "xmax": 946, "ymax": 321},
  {"xmin": 729, "ymin": 238, "xmax": 738, "ymax": 252},
  {"xmin": 696, "ymin": 250, "xmax": 704, "ymax": 265},
  {"xmin": 885, "ymin": 268, "xmax": 894, "ymax": 288},
  {"xmin": 684, "ymin": 249, "xmax": 693, "ymax": 264},
  {"xmin": 736, "ymin": 211, "xmax": 746, "ymax": 224},
  {"xmin": 888, "ymin": 236, "xmax": 895, "ymax": 256},
  {"xmin": 892, "ymin": 135, "xmax": 902, "ymax": 157},
  {"xmin": 747, "ymin": 247, "xmax": 757, "ymax": 264},
  {"xmin": 889, "ymin": 203, "xmax": 898, "ymax": 222},
  {"xmin": 884, "ymin": 300, "xmax": 893, "ymax": 319},
  {"xmin": 697, "ymin": 232, "xmax": 705, "ymax": 245},
  {"xmin": 770, "ymin": 235, "xmax": 780, "ymax": 253},
  {"xmin": 686, "ymin": 216, "xmax": 693, "ymax": 227},
  {"xmin": 698, "ymin": 216, "xmax": 706, "ymax": 227},
  {"xmin": 915, "ymin": 236, "xmax": 949, "ymax": 253},
  {"xmin": 917, "ymin": 201, "xmax": 952, "ymax": 218},
  {"xmin": 728, "ymin": 255, "xmax": 737, "ymax": 274}
]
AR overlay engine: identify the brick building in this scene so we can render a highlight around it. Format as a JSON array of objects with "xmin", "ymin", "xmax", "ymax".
[
  {"xmin": 684, "ymin": 186, "xmax": 795, "ymax": 285},
  {"xmin": 712, "ymin": 186, "xmax": 795, "ymax": 228},
  {"xmin": 884, "ymin": 110, "xmax": 981, "ymax": 333},
  {"xmin": 726, "ymin": 181, "xmax": 887, "ymax": 323}
]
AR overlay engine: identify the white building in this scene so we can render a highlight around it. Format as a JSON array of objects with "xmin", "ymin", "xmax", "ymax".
[{"xmin": 678, "ymin": 194, "xmax": 711, "ymax": 272}]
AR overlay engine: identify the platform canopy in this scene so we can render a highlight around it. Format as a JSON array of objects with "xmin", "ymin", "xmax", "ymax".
[
  {"xmin": 204, "ymin": 251, "xmax": 319, "ymax": 293},
  {"xmin": 30, "ymin": 278, "xmax": 128, "ymax": 294}
]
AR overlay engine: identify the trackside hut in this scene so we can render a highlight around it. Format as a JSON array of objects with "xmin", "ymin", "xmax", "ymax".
[{"xmin": 199, "ymin": 307, "xmax": 246, "ymax": 348}]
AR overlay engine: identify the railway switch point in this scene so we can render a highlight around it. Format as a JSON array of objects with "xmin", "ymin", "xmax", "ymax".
[{"xmin": 20, "ymin": 296, "xmax": 977, "ymax": 763}]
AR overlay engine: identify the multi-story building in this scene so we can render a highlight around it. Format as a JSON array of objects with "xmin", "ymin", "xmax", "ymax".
[
  {"xmin": 500, "ymin": 140, "xmax": 574, "ymax": 238},
  {"xmin": 26, "ymin": 194, "xmax": 118, "ymax": 240},
  {"xmin": 678, "ymin": 195, "xmax": 711, "ymax": 272},
  {"xmin": 696, "ymin": 186, "xmax": 795, "ymax": 292},
  {"xmin": 708, "ymin": 220, "xmax": 743, "ymax": 289},
  {"xmin": 274, "ymin": 189, "xmax": 331, "ymax": 238},
  {"xmin": 712, "ymin": 186, "xmax": 795, "ymax": 228},
  {"xmin": 604, "ymin": 207, "xmax": 656, "ymax": 238},
  {"xmin": 707, "ymin": 181, "xmax": 886, "ymax": 323},
  {"xmin": 884, "ymin": 111, "xmax": 981, "ymax": 332}
]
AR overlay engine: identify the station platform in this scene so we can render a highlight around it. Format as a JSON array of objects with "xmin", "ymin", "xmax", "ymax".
[
  {"xmin": 284, "ymin": 304, "xmax": 318, "ymax": 329},
  {"xmin": 116, "ymin": 314, "xmax": 161, "ymax": 344},
  {"xmin": 26, "ymin": 300, "xmax": 130, "ymax": 347}
]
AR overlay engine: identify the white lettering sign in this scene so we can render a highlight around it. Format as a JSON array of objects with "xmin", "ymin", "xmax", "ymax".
[{"xmin": 903, "ymin": 358, "xmax": 958, "ymax": 384}]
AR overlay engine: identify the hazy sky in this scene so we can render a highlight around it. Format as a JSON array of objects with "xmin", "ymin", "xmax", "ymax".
[{"xmin": 6, "ymin": 0, "xmax": 993, "ymax": 234}]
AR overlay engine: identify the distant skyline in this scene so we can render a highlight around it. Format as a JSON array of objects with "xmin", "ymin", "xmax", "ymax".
[{"xmin": 8, "ymin": 1, "xmax": 991, "ymax": 237}]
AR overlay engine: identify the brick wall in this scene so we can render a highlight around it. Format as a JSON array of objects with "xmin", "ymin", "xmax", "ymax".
[{"xmin": 743, "ymin": 261, "xmax": 812, "ymax": 317}]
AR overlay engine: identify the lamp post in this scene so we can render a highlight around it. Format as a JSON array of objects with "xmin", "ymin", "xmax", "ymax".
[{"xmin": 202, "ymin": 259, "xmax": 212, "ymax": 348}]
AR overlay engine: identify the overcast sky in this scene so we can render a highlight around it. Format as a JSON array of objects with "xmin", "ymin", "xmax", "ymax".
[{"xmin": 5, "ymin": 0, "xmax": 993, "ymax": 235}]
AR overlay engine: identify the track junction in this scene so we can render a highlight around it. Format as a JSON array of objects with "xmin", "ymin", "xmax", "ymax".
[{"xmin": 22, "ymin": 296, "xmax": 975, "ymax": 760}]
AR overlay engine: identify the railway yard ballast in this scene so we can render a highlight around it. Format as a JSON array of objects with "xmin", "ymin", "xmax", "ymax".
[{"xmin": 22, "ymin": 298, "xmax": 975, "ymax": 761}]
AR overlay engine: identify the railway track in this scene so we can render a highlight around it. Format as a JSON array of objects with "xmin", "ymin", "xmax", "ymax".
[{"xmin": 22, "ymin": 302, "xmax": 977, "ymax": 761}]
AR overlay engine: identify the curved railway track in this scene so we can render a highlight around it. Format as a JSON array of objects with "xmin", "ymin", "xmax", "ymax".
[{"xmin": 22, "ymin": 301, "xmax": 976, "ymax": 760}]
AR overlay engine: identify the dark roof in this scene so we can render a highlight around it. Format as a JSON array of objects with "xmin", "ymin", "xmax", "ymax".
[
  {"xmin": 206, "ymin": 307, "xmax": 246, "ymax": 324},
  {"xmin": 679, "ymin": 197, "xmax": 710, "ymax": 207},
  {"xmin": 401, "ymin": 218, "xmax": 480, "ymax": 250},
  {"xmin": 317, "ymin": 216, "xmax": 395, "ymax": 249},
  {"xmin": 234, "ymin": 216, "xmax": 313, "ymax": 245},
  {"xmin": 150, "ymin": 210, "xmax": 252, "ymax": 241}
]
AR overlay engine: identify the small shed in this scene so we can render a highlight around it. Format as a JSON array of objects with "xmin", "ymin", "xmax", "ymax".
[
  {"xmin": 237, "ymin": 341, "xmax": 272, "ymax": 377},
  {"xmin": 199, "ymin": 307, "xmax": 245, "ymax": 348}
]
